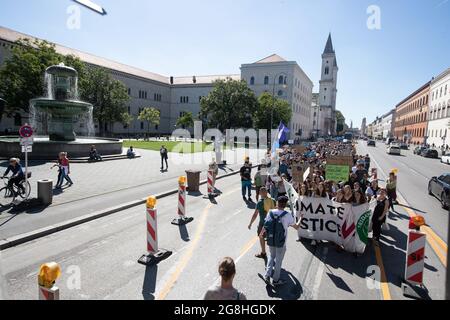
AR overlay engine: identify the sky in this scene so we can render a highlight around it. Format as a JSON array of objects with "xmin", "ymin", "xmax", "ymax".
[{"xmin": 0, "ymin": 0, "xmax": 449, "ymax": 127}]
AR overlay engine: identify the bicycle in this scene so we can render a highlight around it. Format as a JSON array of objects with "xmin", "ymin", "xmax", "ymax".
[{"xmin": 0, "ymin": 173, "xmax": 31, "ymax": 207}]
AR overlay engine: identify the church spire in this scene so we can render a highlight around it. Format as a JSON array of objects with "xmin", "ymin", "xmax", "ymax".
[{"xmin": 323, "ymin": 33, "xmax": 334, "ymax": 54}]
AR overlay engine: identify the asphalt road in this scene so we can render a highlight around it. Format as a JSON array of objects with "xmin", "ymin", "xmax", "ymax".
[
  {"xmin": 357, "ymin": 141, "xmax": 449, "ymax": 241},
  {"xmin": 1, "ymin": 168, "xmax": 446, "ymax": 300}
]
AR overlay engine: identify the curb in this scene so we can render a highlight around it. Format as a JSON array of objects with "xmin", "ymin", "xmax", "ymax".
[{"xmin": 0, "ymin": 166, "xmax": 249, "ymax": 250}]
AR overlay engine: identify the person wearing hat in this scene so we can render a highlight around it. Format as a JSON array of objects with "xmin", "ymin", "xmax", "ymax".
[{"xmin": 240, "ymin": 157, "xmax": 253, "ymax": 202}]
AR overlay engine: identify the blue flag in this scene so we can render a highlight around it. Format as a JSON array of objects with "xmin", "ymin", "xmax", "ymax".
[{"xmin": 271, "ymin": 122, "xmax": 289, "ymax": 155}]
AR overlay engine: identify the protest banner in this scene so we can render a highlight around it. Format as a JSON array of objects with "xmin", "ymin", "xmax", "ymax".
[
  {"xmin": 296, "ymin": 197, "xmax": 374, "ymax": 254},
  {"xmin": 326, "ymin": 164, "xmax": 350, "ymax": 182}
]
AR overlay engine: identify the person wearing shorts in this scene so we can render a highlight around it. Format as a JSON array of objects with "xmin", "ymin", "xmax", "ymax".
[{"xmin": 248, "ymin": 187, "xmax": 276, "ymax": 259}]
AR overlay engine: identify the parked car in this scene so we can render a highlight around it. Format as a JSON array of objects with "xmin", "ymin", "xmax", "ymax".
[
  {"xmin": 399, "ymin": 143, "xmax": 409, "ymax": 150},
  {"xmin": 385, "ymin": 137, "xmax": 395, "ymax": 145},
  {"xmin": 421, "ymin": 149, "xmax": 439, "ymax": 158},
  {"xmin": 414, "ymin": 146, "xmax": 427, "ymax": 155},
  {"xmin": 367, "ymin": 140, "xmax": 376, "ymax": 147},
  {"xmin": 441, "ymin": 153, "xmax": 450, "ymax": 164},
  {"xmin": 387, "ymin": 145, "xmax": 401, "ymax": 155},
  {"xmin": 428, "ymin": 174, "xmax": 450, "ymax": 209}
]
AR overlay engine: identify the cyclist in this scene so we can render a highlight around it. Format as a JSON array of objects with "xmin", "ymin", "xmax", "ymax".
[{"xmin": 2, "ymin": 158, "xmax": 25, "ymax": 195}]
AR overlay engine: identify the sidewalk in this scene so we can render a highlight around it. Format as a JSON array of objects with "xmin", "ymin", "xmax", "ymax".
[{"xmin": 0, "ymin": 147, "xmax": 265, "ymax": 240}]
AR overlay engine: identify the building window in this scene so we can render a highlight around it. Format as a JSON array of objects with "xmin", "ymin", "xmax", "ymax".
[
  {"xmin": 324, "ymin": 67, "xmax": 329, "ymax": 75},
  {"xmin": 264, "ymin": 76, "xmax": 269, "ymax": 85},
  {"xmin": 278, "ymin": 90, "xmax": 283, "ymax": 96},
  {"xmin": 278, "ymin": 75, "xmax": 285, "ymax": 85},
  {"xmin": 140, "ymin": 122, "xmax": 144, "ymax": 130},
  {"xmin": 14, "ymin": 113, "xmax": 22, "ymax": 126},
  {"xmin": 128, "ymin": 88, "xmax": 131, "ymax": 96},
  {"xmin": 250, "ymin": 76, "xmax": 255, "ymax": 85}
]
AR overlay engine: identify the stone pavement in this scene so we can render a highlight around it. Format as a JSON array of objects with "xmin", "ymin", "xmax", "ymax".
[{"xmin": 0, "ymin": 147, "xmax": 265, "ymax": 207}]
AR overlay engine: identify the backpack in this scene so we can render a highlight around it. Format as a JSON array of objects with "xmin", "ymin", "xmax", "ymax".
[{"xmin": 264, "ymin": 210, "xmax": 288, "ymax": 248}]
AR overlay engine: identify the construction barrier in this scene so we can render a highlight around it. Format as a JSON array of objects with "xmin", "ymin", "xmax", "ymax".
[
  {"xmin": 38, "ymin": 262, "xmax": 61, "ymax": 300},
  {"xmin": 138, "ymin": 196, "xmax": 172, "ymax": 266},
  {"xmin": 171, "ymin": 176, "xmax": 194, "ymax": 226},
  {"xmin": 404, "ymin": 230, "xmax": 426, "ymax": 286},
  {"xmin": 207, "ymin": 169, "xmax": 214, "ymax": 196},
  {"xmin": 402, "ymin": 216, "xmax": 429, "ymax": 299}
]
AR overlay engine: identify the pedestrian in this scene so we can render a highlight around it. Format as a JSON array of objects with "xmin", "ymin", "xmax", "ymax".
[
  {"xmin": 89, "ymin": 145, "xmax": 102, "ymax": 162},
  {"xmin": 261, "ymin": 196, "xmax": 301, "ymax": 286},
  {"xmin": 342, "ymin": 185, "xmax": 354, "ymax": 203},
  {"xmin": 254, "ymin": 165, "xmax": 265, "ymax": 201},
  {"xmin": 372, "ymin": 188, "xmax": 389, "ymax": 243},
  {"xmin": 203, "ymin": 257, "xmax": 246, "ymax": 300},
  {"xmin": 240, "ymin": 157, "xmax": 253, "ymax": 202},
  {"xmin": 2, "ymin": 158, "xmax": 25, "ymax": 195},
  {"xmin": 314, "ymin": 182, "xmax": 328, "ymax": 198},
  {"xmin": 386, "ymin": 171, "xmax": 397, "ymax": 211},
  {"xmin": 365, "ymin": 179, "xmax": 380, "ymax": 202},
  {"xmin": 160, "ymin": 145, "xmax": 168, "ymax": 171},
  {"xmin": 364, "ymin": 154, "xmax": 371, "ymax": 171},
  {"xmin": 353, "ymin": 189, "xmax": 367, "ymax": 205},
  {"xmin": 127, "ymin": 146, "xmax": 136, "ymax": 158},
  {"xmin": 248, "ymin": 187, "xmax": 276, "ymax": 259},
  {"xmin": 61, "ymin": 152, "xmax": 73, "ymax": 186}
]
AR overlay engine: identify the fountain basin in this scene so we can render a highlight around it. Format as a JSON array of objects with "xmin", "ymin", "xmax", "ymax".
[{"xmin": 0, "ymin": 137, "xmax": 123, "ymax": 160}]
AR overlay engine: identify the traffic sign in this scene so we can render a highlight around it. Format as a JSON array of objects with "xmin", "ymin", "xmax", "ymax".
[
  {"xmin": 20, "ymin": 137, "xmax": 34, "ymax": 146},
  {"xmin": 19, "ymin": 124, "xmax": 33, "ymax": 138},
  {"xmin": 21, "ymin": 145, "xmax": 32, "ymax": 153}
]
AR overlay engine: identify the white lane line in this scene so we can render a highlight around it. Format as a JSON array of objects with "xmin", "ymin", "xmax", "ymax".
[{"xmin": 311, "ymin": 247, "xmax": 328, "ymax": 300}]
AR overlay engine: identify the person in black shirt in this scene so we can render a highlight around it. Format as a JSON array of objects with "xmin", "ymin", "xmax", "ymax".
[
  {"xmin": 240, "ymin": 157, "xmax": 252, "ymax": 202},
  {"xmin": 160, "ymin": 145, "xmax": 168, "ymax": 171}
]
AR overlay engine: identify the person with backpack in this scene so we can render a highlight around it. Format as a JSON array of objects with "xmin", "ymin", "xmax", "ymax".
[
  {"xmin": 203, "ymin": 257, "xmax": 247, "ymax": 300},
  {"xmin": 248, "ymin": 187, "xmax": 276, "ymax": 259},
  {"xmin": 261, "ymin": 196, "xmax": 301, "ymax": 286}
]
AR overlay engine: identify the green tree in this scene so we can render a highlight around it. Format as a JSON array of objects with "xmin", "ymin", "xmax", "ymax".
[
  {"xmin": 121, "ymin": 112, "xmax": 134, "ymax": 137},
  {"xmin": 80, "ymin": 67, "xmax": 129, "ymax": 136},
  {"xmin": 336, "ymin": 110, "xmax": 346, "ymax": 134},
  {"xmin": 254, "ymin": 92, "xmax": 292, "ymax": 130},
  {"xmin": 200, "ymin": 78, "xmax": 258, "ymax": 131},
  {"xmin": 138, "ymin": 107, "xmax": 160, "ymax": 136},
  {"xmin": 176, "ymin": 112, "xmax": 195, "ymax": 129},
  {"xmin": 0, "ymin": 38, "xmax": 85, "ymax": 117}
]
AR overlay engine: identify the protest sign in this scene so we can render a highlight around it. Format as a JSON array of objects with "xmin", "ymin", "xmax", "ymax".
[
  {"xmin": 297, "ymin": 197, "xmax": 374, "ymax": 254},
  {"xmin": 292, "ymin": 145, "xmax": 306, "ymax": 155},
  {"xmin": 327, "ymin": 155, "xmax": 353, "ymax": 167},
  {"xmin": 291, "ymin": 164, "xmax": 304, "ymax": 184},
  {"xmin": 326, "ymin": 164, "xmax": 350, "ymax": 182}
]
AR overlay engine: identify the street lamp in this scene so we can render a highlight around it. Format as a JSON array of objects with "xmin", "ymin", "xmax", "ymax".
[{"xmin": 270, "ymin": 72, "xmax": 288, "ymax": 130}]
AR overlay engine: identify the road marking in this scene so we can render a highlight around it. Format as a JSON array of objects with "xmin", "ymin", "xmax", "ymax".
[
  {"xmin": 366, "ymin": 145, "xmax": 448, "ymax": 267},
  {"xmin": 157, "ymin": 203, "xmax": 213, "ymax": 300},
  {"xmin": 156, "ymin": 186, "xmax": 240, "ymax": 300},
  {"xmin": 373, "ymin": 244, "xmax": 392, "ymax": 300},
  {"xmin": 311, "ymin": 247, "xmax": 328, "ymax": 300},
  {"xmin": 235, "ymin": 236, "xmax": 258, "ymax": 264}
]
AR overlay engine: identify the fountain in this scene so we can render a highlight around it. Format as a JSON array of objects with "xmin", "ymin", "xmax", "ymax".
[{"xmin": 0, "ymin": 63, "xmax": 123, "ymax": 159}]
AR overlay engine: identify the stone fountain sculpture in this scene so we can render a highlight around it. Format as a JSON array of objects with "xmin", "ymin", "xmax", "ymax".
[{"xmin": 30, "ymin": 63, "xmax": 92, "ymax": 141}]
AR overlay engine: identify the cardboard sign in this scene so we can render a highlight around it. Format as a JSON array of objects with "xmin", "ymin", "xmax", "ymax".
[
  {"xmin": 292, "ymin": 145, "xmax": 306, "ymax": 155},
  {"xmin": 327, "ymin": 155, "xmax": 353, "ymax": 167},
  {"xmin": 326, "ymin": 164, "xmax": 349, "ymax": 182},
  {"xmin": 291, "ymin": 164, "xmax": 304, "ymax": 184}
]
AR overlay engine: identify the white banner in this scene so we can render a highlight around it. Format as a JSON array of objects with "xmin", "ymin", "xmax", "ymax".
[{"xmin": 297, "ymin": 197, "xmax": 374, "ymax": 254}]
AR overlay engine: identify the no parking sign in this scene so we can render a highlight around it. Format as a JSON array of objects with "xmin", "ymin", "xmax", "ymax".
[{"xmin": 19, "ymin": 124, "xmax": 33, "ymax": 138}]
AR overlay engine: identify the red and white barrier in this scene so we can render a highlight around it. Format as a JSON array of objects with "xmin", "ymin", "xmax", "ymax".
[
  {"xmin": 146, "ymin": 201, "xmax": 158, "ymax": 254},
  {"xmin": 207, "ymin": 169, "xmax": 214, "ymax": 195},
  {"xmin": 404, "ymin": 230, "xmax": 426, "ymax": 286},
  {"xmin": 171, "ymin": 176, "xmax": 193, "ymax": 226},
  {"xmin": 138, "ymin": 196, "xmax": 172, "ymax": 266},
  {"xmin": 39, "ymin": 286, "xmax": 60, "ymax": 300}
]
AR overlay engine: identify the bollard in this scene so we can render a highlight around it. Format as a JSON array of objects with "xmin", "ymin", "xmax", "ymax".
[
  {"xmin": 402, "ymin": 216, "xmax": 429, "ymax": 299},
  {"xmin": 207, "ymin": 169, "xmax": 214, "ymax": 195},
  {"xmin": 138, "ymin": 196, "xmax": 172, "ymax": 266},
  {"xmin": 171, "ymin": 176, "xmax": 194, "ymax": 226},
  {"xmin": 38, "ymin": 262, "xmax": 61, "ymax": 300}
]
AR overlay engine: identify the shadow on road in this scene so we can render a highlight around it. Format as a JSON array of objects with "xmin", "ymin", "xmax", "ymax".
[
  {"xmin": 396, "ymin": 203, "xmax": 427, "ymax": 214},
  {"xmin": 0, "ymin": 198, "xmax": 49, "ymax": 227},
  {"xmin": 261, "ymin": 270, "xmax": 303, "ymax": 300},
  {"xmin": 178, "ymin": 224, "xmax": 190, "ymax": 242},
  {"xmin": 142, "ymin": 265, "xmax": 158, "ymax": 300}
]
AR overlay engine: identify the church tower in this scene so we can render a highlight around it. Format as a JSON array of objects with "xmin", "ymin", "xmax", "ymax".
[{"xmin": 319, "ymin": 33, "xmax": 338, "ymax": 135}]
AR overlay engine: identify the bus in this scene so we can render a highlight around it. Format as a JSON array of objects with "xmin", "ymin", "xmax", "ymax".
[{"xmin": 344, "ymin": 132, "xmax": 354, "ymax": 141}]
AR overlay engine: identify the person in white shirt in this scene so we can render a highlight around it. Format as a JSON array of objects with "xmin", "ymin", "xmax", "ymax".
[{"xmin": 261, "ymin": 196, "xmax": 301, "ymax": 286}]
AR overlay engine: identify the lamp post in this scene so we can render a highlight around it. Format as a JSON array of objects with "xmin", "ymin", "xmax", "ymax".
[{"xmin": 270, "ymin": 72, "xmax": 288, "ymax": 131}]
